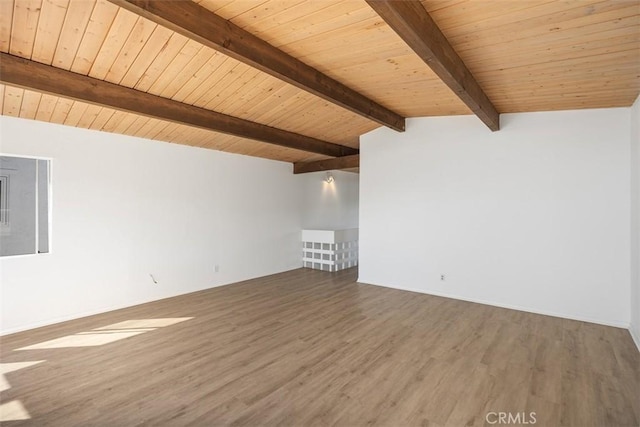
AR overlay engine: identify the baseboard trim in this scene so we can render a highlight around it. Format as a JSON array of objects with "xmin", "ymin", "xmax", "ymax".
[
  {"xmin": 1, "ymin": 266, "xmax": 302, "ymax": 336},
  {"xmin": 629, "ymin": 326, "xmax": 640, "ymax": 352},
  {"xmin": 1, "ymin": 303, "xmax": 156, "ymax": 336},
  {"xmin": 357, "ymin": 277, "xmax": 630, "ymax": 329}
]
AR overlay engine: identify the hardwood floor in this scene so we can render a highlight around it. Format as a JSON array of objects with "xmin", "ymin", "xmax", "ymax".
[{"xmin": 1, "ymin": 268, "xmax": 638, "ymax": 426}]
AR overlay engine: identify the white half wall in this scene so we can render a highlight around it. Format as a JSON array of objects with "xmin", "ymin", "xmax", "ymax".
[
  {"xmin": 631, "ymin": 96, "xmax": 640, "ymax": 349},
  {"xmin": 298, "ymin": 170, "xmax": 359, "ymax": 230},
  {"xmin": 0, "ymin": 116, "xmax": 303, "ymax": 334},
  {"xmin": 359, "ymin": 108, "xmax": 632, "ymax": 327}
]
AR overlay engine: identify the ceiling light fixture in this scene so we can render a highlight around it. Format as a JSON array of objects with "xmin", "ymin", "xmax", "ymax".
[{"xmin": 325, "ymin": 172, "xmax": 335, "ymax": 183}]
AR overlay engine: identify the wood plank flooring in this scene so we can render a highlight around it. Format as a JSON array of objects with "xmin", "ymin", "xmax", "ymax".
[{"xmin": 1, "ymin": 268, "xmax": 638, "ymax": 426}]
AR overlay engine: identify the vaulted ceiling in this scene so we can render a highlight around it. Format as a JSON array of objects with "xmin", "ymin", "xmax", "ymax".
[{"xmin": 1, "ymin": 0, "xmax": 639, "ymax": 172}]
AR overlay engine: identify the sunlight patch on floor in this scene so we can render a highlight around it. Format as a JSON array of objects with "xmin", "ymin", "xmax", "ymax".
[
  {"xmin": 0, "ymin": 363, "xmax": 43, "ymax": 420},
  {"xmin": 0, "ymin": 361, "xmax": 45, "ymax": 374},
  {"xmin": 0, "ymin": 400, "xmax": 30, "ymax": 421},
  {"xmin": 0, "ymin": 361, "xmax": 45, "ymax": 392},
  {"xmin": 0, "ymin": 374, "xmax": 8, "ymax": 393},
  {"xmin": 4, "ymin": 319, "xmax": 194, "ymax": 422},
  {"xmin": 16, "ymin": 331, "xmax": 148, "ymax": 349},
  {"xmin": 15, "ymin": 318, "xmax": 194, "ymax": 350},
  {"xmin": 95, "ymin": 318, "xmax": 193, "ymax": 329}
]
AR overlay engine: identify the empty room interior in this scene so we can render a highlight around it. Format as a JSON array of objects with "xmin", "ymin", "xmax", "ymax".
[{"xmin": 1, "ymin": 0, "xmax": 639, "ymax": 425}]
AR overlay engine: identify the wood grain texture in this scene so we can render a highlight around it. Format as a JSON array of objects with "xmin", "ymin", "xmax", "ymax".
[
  {"xmin": 1, "ymin": 0, "xmax": 639, "ymax": 164},
  {"xmin": 366, "ymin": 0, "xmax": 500, "ymax": 131},
  {"xmin": 293, "ymin": 154, "xmax": 359, "ymax": 174},
  {"xmin": 0, "ymin": 53, "xmax": 357, "ymax": 157},
  {"xmin": 1, "ymin": 268, "xmax": 638, "ymax": 426},
  {"xmin": 108, "ymin": 0, "xmax": 406, "ymax": 132}
]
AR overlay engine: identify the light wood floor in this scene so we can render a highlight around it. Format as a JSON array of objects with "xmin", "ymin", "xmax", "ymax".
[{"xmin": 1, "ymin": 268, "xmax": 638, "ymax": 426}]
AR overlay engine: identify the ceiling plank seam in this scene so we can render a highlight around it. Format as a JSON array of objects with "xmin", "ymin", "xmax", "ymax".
[
  {"xmin": 366, "ymin": 0, "xmax": 500, "ymax": 131},
  {"xmin": 108, "ymin": 0, "xmax": 406, "ymax": 132},
  {"xmin": 0, "ymin": 53, "xmax": 358, "ymax": 158}
]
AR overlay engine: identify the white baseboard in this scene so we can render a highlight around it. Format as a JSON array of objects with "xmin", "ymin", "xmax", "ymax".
[
  {"xmin": 1, "ymin": 266, "xmax": 302, "ymax": 336},
  {"xmin": 630, "ymin": 325, "xmax": 640, "ymax": 353},
  {"xmin": 357, "ymin": 277, "xmax": 630, "ymax": 330},
  {"xmin": 1, "ymin": 303, "xmax": 153, "ymax": 336}
]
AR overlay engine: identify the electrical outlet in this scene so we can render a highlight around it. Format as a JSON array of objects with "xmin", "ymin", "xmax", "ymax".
[
  {"xmin": 214, "ymin": 265, "xmax": 220, "ymax": 273},
  {"xmin": 440, "ymin": 274, "xmax": 445, "ymax": 281}
]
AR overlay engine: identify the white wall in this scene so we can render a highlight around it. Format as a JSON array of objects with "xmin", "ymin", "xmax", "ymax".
[
  {"xmin": 298, "ymin": 170, "xmax": 359, "ymax": 230},
  {"xmin": 359, "ymin": 108, "xmax": 632, "ymax": 327},
  {"xmin": 630, "ymin": 96, "xmax": 640, "ymax": 349},
  {"xmin": 0, "ymin": 116, "xmax": 303, "ymax": 334}
]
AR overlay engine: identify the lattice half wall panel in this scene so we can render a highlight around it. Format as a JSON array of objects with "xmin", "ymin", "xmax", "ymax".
[{"xmin": 302, "ymin": 229, "xmax": 358, "ymax": 272}]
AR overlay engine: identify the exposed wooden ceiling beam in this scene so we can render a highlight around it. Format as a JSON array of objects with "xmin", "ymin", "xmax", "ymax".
[
  {"xmin": 0, "ymin": 53, "xmax": 358, "ymax": 158},
  {"xmin": 366, "ymin": 0, "xmax": 500, "ymax": 131},
  {"xmin": 293, "ymin": 155, "xmax": 359, "ymax": 174},
  {"xmin": 108, "ymin": 0, "xmax": 406, "ymax": 132}
]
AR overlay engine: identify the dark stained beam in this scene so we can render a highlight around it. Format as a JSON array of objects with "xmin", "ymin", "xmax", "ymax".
[
  {"xmin": 294, "ymin": 155, "xmax": 359, "ymax": 174},
  {"xmin": 109, "ymin": 0, "xmax": 405, "ymax": 132},
  {"xmin": 0, "ymin": 53, "xmax": 358, "ymax": 158},
  {"xmin": 366, "ymin": 0, "xmax": 500, "ymax": 131}
]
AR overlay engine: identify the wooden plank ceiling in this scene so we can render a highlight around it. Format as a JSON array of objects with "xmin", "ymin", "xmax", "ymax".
[{"xmin": 1, "ymin": 0, "xmax": 639, "ymax": 168}]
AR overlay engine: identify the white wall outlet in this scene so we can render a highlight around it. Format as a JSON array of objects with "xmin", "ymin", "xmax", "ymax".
[
  {"xmin": 214, "ymin": 264, "xmax": 220, "ymax": 273},
  {"xmin": 440, "ymin": 274, "xmax": 445, "ymax": 281}
]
